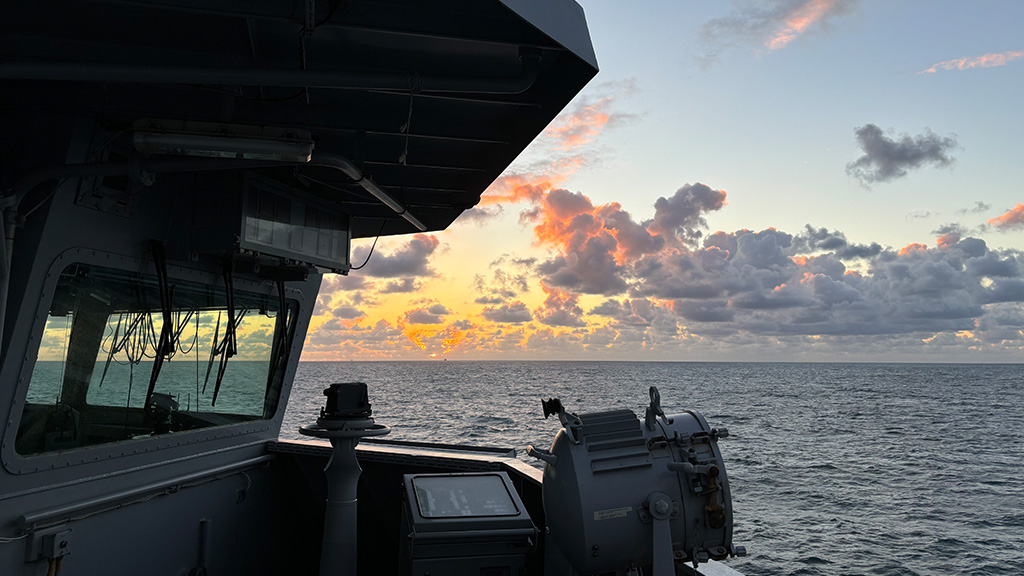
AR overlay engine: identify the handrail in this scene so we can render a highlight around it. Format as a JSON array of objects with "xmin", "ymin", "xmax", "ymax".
[{"xmin": 18, "ymin": 454, "xmax": 274, "ymax": 529}]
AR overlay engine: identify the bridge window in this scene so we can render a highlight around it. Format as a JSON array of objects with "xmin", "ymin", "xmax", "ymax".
[{"xmin": 16, "ymin": 262, "xmax": 294, "ymax": 456}]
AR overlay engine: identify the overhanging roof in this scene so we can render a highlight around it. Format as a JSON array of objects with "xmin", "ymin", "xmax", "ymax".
[{"xmin": 0, "ymin": 0, "xmax": 598, "ymax": 238}]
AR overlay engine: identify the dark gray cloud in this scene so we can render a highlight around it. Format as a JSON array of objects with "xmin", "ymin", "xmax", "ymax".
[
  {"xmin": 320, "ymin": 274, "xmax": 366, "ymax": 292},
  {"xmin": 598, "ymin": 203, "xmax": 663, "ymax": 259},
  {"xmin": 381, "ymin": 278, "xmax": 419, "ymax": 294},
  {"xmin": 354, "ymin": 234, "xmax": 440, "ymax": 278},
  {"xmin": 648, "ymin": 183, "xmax": 728, "ymax": 247},
  {"xmin": 792, "ymin": 225, "xmax": 883, "ymax": 259},
  {"xmin": 672, "ymin": 299, "xmax": 735, "ymax": 323},
  {"xmin": 536, "ymin": 290, "xmax": 587, "ymax": 327},
  {"xmin": 513, "ymin": 175, "xmax": 1024, "ymax": 347},
  {"xmin": 537, "ymin": 233, "xmax": 629, "ymax": 295},
  {"xmin": 846, "ymin": 124, "xmax": 958, "ymax": 185},
  {"xmin": 614, "ymin": 224, "xmax": 1024, "ymax": 340},
  {"xmin": 332, "ymin": 305, "xmax": 365, "ymax": 319},
  {"xmin": 932, "ymin": 223, "xmax": 967, "ymax": 236},
  {"xmin": 481, "ymin": 301, "xmax": 532, "ymax": 323},
  {"xmin": 589, "ymin": 298, "xmax": 659, "ymax": 327},
  {"xmin": 404, "ymin": 304, "xmax": 450, "ymax": 324},
  {"xmin": 475, "ymin": 295, "xmax": 505, "ymax": 305}
]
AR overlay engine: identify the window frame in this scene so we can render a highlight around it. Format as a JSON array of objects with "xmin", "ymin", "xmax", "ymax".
[{"xmin": 3, "ymin": 248, "xmax": 302, "ymax": 474}]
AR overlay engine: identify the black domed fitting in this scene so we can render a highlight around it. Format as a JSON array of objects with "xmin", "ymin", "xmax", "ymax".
[{"xmin": 321, "ymin": 382, "xmax": 372, "ymax": 420}]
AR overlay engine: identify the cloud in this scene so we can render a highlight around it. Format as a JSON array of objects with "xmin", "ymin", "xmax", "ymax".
[
  {"xmin": 766, "ymin": 0, "xmax": 850, "ymax": 50},
  {"xmin": 535, "ymin": 286, "xmax": 587, "ymax": 327},
  {"xmin": 320, "ymin": 274, "xmax": 366, "ymax": 292},
  {"xmin": 649, "ymin": 183, "xmax": 729, "ymax": 247},
  {"xmin": 306, "ymin": 189, "xmax": 1024, "ymax": 360},
  {"xmin": 331, "ymin": 305, "xmax": 365, "ymax": 319},
  {"xmin": 700, "ymin": 0, "xmax": 858, "ymax": 62},
  {"xmin": 404, "ymin": 304, "xmax": 451, "ymax": 325},
  {"xmin": 930, "ymin": 225, "xmax": 964, "ymax": 249},
  {"xmin": 481, "ymin": 301, "xmax": 533, "ymax": 323},
  {"xmin": 846, "ymin": 124, "xmax": 958, "ymax": 185},
  {"xmin": 381, "ymin": 278, "xmax": 419, "ymax": 293},
  {"xmin": 475, "ymin": 295, "xmax": 505, "ymax": 305},
  {"xmin": 791, "ymin": 224, "xmax": 883, "ymax": 259},
  {"xmin": 472, "ymin": 257, "xmax": 534, "ymax": 302},
  {"xmin": 987, "ymin": 204, "xmax": 1024, "ymax": 231},
  {"xmin": 958, "ymin": 201, "xmax": 991, "ymax": 215},
  {"xmin": 542, "ymin": 80, "xmax": 637, "ymax": 151},
  {"xmin": 525, "ymin": 184, "xmax": 727, "ymax": 296},
  {"xmin": 456, "ymin": 204, "xmax": 503, "ymax": 224},
  {"xmin": 474, "ymin": 81, "xmax": 637, "ymax": 218},
  {"xmin": 919, "ymin": 50, "xmax": 1024, "ymax": 74},
  {"xmin": 512, "ymin": 175, "xmax": 1024, "ymax": 355},
  {"xmin": 354, "ymin": 234, "xmax": 440, "ymax": 278},
  {"xmin": 481, "ymin": 169, "xmax": 565, "ymax": 207},
  {"xmin": 303, "ymin": 319, "xmax": 408, "ymax": 359}
]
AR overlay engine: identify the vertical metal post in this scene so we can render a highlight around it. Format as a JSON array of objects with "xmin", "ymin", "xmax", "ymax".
[
  {"xmin": 300, "ymin": 383, "xmax": 390, "ymax": 576},
  {"xmin": 320, "ymin": 437, "xmax": 361, "ymax": 576}
]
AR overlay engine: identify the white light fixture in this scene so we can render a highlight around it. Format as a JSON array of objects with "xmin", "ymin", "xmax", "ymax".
[{"xmin": 132, "ymin": 120, "xmax": 314, "ymax": 163}]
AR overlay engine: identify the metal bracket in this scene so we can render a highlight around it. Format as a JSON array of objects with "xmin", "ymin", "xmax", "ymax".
[
  {"xmin": 24, "ymin": 526, "xmax": 71, "ymax": 562},
  {"xmin": 645, "ymin": 492, "xmax": 675, "ymax": 576}
]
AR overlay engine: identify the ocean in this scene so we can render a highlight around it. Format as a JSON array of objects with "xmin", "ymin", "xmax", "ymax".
[{"xmin": 281, "ymin": 361, "xmax": 1024, "ymax": 576}]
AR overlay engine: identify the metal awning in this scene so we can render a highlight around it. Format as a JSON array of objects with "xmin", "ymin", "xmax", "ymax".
[{"xmin": 0, "ymin": 0, "xmax": 598, "ymax": 237}]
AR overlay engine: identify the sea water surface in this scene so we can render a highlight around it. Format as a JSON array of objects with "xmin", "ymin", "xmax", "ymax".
[{"xmin": 281, "ymin": 362, "xmax": 1024, "ymax": 576}]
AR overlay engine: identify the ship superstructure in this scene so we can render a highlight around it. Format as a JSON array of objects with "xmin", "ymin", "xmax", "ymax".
[{"xmin": 0, "ymin": 2, "xmax": 741, "ymax": 574}]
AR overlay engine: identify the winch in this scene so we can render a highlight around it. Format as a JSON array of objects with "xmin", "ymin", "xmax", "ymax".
[{"xmin": 529, "ymin": 387, "xmax": 744, "ymax": 575}]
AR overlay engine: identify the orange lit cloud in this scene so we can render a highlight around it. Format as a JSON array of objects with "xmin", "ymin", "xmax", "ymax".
[
  {"xmin": 479, "ymin": 147, "xmax": 592, "ymax": 207},
  {"xmin": 898, "ymin": 243, "xmax": 928, "ymax": 256},
  {"xmin": 440, "ymin": 327, "xmax": 464, "ymax": 353},
  {"xmin": 404, "ymin": 327, "xmax": 428, "ymax": 351},
  {"xmin": 987, "ymin": 203, "xmax": 1024, "ymax": 230},
  {"xmin": 481, "ymin": 171, "xmax": 567, "ymax": 206},
  {"xmin": 936, "ymin": 231, "xmax": 962, "ymax": 248},
  {"xmin": 399, "ymin": 323, "xmax": 468, "ymax": 357},
  {"xmin": 478, "ymin": 82, "xmax": 633, "ymax": 209},
  {"xmin": 768, "ymin": 0, "xmax": 837, "ymax": 50},
  {"xmin": 544, "ymin": 97, "xmax": 613, "ymax": 151},
  {"xmin": 919, "ymin": 50, "xmax": 1024, "ymax": 74}
]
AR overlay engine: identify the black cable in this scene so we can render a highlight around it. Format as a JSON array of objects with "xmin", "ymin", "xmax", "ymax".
[
  {"xmin": 265, "ymin": 280, "xmax": 289, "ymax": 406},
  {"xmin": 350, "ymin": 219, "xmax": 388, "ymax": 270},
  {"xmin": 144, "ymin": 241, "xmax": 174, "ymax": 412},
  {"xmin": 315, "ymin": 0, "xmax": 343, "ymax": 28}
]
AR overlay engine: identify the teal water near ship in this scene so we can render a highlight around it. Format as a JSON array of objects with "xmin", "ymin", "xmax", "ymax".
[{"xmin": 282, "ymin": 361, "xmax": 1024, "ymax": 576}]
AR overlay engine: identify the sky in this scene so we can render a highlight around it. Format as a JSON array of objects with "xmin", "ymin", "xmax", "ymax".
[{"xmin": 301, "ymin": 0, "xmax": 1024, "ymax": 362}]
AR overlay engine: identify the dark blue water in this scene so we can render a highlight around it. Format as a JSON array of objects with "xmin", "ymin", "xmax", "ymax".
[{"xmin": 281, "ymin": 362, "xmax": 1024, "ymax": 576}]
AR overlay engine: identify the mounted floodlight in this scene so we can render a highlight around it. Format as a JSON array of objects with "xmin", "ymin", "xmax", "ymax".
[{"xmin": 132, "ymin": 120, "xmax": 314, "ymax": 163}]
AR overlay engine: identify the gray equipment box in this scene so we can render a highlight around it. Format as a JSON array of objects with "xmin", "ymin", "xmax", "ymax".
[{"xmin": 400, "ymin": 472, "xmax": 536, "ymax": 576}]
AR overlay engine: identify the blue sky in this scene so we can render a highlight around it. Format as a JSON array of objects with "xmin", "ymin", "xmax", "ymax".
[
  {"xmin": 571, "ymin": 0, "xmax": 1024, "ymax": 249},
  {"xmin": 303, "ymin": 0, "xmax": 1024, "ymax": 362}
]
